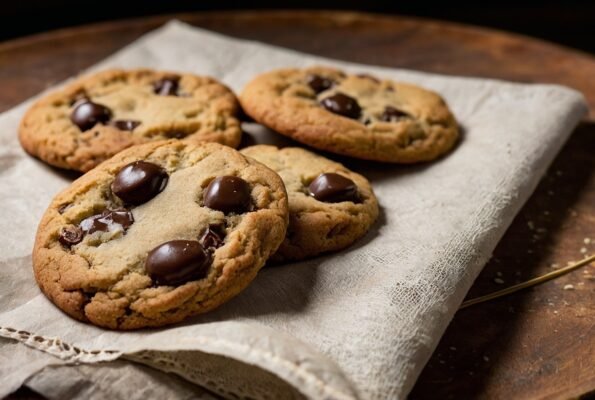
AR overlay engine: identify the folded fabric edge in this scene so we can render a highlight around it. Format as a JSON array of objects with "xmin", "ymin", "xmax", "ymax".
[{"xmin": 0, "ymin": 323, "xmax": 359, "ymax": 400}]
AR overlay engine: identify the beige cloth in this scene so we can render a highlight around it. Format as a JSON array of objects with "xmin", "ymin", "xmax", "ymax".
[{"xmin": 0, "ymin": 21, "xmax": 587, "ymax": 399}]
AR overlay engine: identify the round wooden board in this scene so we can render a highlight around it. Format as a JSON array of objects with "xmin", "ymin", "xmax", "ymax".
[{"xmin": 2, "ymin": 11, "xmax": 594, "ymax": 400}]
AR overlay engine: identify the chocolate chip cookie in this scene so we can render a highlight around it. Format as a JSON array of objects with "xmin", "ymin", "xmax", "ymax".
[
  {"xmin": 33, "ymin": 141, "xmax": 288, "ymax": 329},
  {"xmin": 241, "ymin": 145, "xmax": 378, "ymax": 262},
  {"xmin": 239, "ymin": 66, "xmax": 459, "ymax": 163},
  {"xmin": 20, "ymin": 69, "xmax": 242, "ymax": 172}
]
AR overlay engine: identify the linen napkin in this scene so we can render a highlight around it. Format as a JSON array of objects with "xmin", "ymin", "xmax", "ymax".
[{"xmin": 0, "ymin": 21, "xmax": 587, "ymax": 399}]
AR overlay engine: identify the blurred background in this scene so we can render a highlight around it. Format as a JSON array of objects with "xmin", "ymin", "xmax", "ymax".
[{"xmin": 2, "ymin": 0, "xmax": 594, "ymax": 53}]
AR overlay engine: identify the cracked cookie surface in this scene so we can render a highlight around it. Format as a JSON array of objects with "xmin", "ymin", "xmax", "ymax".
[
  {"xmin": 241, "ymin": 145, "xmax": 378, "ymax": 262},
  {"xmin": 239, "ymin": 66, "xmax": 459, "ymax": 163},
  {"xmin": 33, "ymin": 141, "xmax": 288, "ymax": 329},
  {"xmin": 20, "ymin": 69, "xmax": 242, "ymax": 172}
]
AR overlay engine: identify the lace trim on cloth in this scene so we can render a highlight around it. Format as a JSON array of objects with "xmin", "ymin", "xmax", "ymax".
[
  {"xmin": 0, "ymin": 326, "xmax": 120, "ymax": 363},
  {"xmin": 0, "ymin": 326, "xmax": 358, "ymax": 400}
]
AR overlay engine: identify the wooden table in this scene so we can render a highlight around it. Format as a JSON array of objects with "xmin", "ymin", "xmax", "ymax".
[{"xmin": 2, "ymin": 11, "xmax": 594, "ymax": 400}]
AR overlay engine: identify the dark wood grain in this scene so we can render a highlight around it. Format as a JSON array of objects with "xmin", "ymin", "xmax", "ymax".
[{"xmin": 1, "ymin": 11, "xmax": 594, "ymax": 400}]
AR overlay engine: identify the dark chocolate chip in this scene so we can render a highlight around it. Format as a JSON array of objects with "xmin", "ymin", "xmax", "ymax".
[
  {"xmin": 112, "ymin": 120, "xmax": 141, "ymax": 131},
  {"xmin": 59, "ymin": 226, "xmax": 83, "ymax": 246},
  {"xmin": 70, "ymin": 100, "xmax": 112, "ymax": 131},
  {"xmin": 165, "ymin": 131, "xmax": 187, "ymax": 139},
  {"xmin": 199, "ymin": 224, "xmax": 226, "ymax": 250},
  {"xmin": 380, "ymin": 106, "xmax": 410, "ymax": 121},
  {"xmin": 145, "ymin": 240, "xmax": 210, "ymax": 285},
  {"xmin": 204, "ymin": 176, "xmax": 251, "ymax": 214},
  {"xmin": 58, "ymin": 203, "xmax": 71, "ymax": 214},
  {"xmin": 79, "ymin": 209, "xmax": 134, "ymax": 234},
  {"xmin": 320, "ymin": 93, "xmax": 361, "ymax": 119},
  {"xmin": 306, "ymin": 74, "xmax": 334, "ymax": 94},
  {"xmin": 308, "ymin": 173, "xmax": 360, "ymax": 203},
  {"xmin": 111, "ymin": 161, "xmax": 168, "ymax": 205},
  {"xmin": 153, "ymin": 77, "xmax": 180, "ymax": 96},
  {"xmin": 356, "ymin": 73, "xmax": 380, "ymax": 83}
]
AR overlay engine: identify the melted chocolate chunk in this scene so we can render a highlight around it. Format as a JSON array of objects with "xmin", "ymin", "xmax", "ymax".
[
  {"xmin": 111, "ymin": 161, "xmax": 169, "ymax": 205},
  {"xmin": 306, "ymin": 74, "xmax": 334, "ymax": 94},
  {"xmin": 204, "ymin": 176, "xmax": 251, "ymax": 214},
  {"xmin": 145, "ymin": 240, "xmax": 210, "ymax": 285},
  {"xmin": 199, "ymin": 225, "xmax": 226, "ymax": 250},
  {"xmin": 308, "ymin": 173, "xmax": 360, "ymax": 203},
  {"xmin": 105, "ymin": 209, "xmax": 134, "ymax": 229},
  {"xmin": 59, "ymin": 226, "xmax": 83, "ymax": 246},
  {"xmin": 320, "ymin": 93, "xmax": 361, "ymax": 119},
  {"xmin": 80, "ymin": 214, "xmax": 107, "ymax": 234},
  {"xmin": 380, "ymin": 106, "xmax": 410, "ymax": 122},
  {"xmin": 112, "ymin": 120, "xmax": 141, "ymax": 131},
  {"xmin": 79, "ymin": 209, "xmax": 134, "ymax": 234},
  {"xmin": 153, "ymin": 77, "xmax": 180, "ymax": 96},
  {"xmin": 70, "ymin": 100, "xmax": 112, "ymax": 131}
]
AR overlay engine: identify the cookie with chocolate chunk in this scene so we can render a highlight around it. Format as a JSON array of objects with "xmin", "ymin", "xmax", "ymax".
[
  {"xmin": 239, "ymin": 66, "xmax": 459, "ymax": 163},
  {"xmin": 33, "ymin": 141, "xmax": 288, "ymax": 329},
  {"xmin": 241, "ymin": 145, "xmax": 378, "ymax": 262},
  {"xmin": 20, "ymin": 69, "xmax": 241, "ymax": 172}
]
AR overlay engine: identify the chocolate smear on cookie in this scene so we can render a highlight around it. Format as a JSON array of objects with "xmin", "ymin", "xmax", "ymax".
[{"xmin": 79, "ymin": 209, "xmax": 134, "ymax": 234}]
